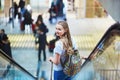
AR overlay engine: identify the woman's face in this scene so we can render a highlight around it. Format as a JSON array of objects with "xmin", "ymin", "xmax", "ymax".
[
  {"xmin": 55, "ymin": 24, "xmax": 65, "ymax": 38},
  {"xmin": 37, "ymin": 20, "xmax": 41, "ymax": 25}
]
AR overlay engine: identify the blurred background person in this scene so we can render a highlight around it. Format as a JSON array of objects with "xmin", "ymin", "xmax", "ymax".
[
  {"xmin": 36, "ymin": 15, "xmax": 49, "ymax": 61},
  {"xmin": 0, "ymin": 29, "xmax": 12, "ymax": 58}
]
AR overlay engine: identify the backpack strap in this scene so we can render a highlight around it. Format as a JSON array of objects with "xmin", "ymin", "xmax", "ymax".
[{"xmin": 60, "ymin": 51, "xmax": 69, "ymax": 68}]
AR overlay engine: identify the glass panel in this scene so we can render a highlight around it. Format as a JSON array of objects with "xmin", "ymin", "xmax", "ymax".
[
  {"xmin": 0, "ymin": 50, "xmax": 35, "ymax": 80},
  {"xmin": 73, "ymin": 27, "xmax": 120, "ymax": 80},
  {"xmin": 91, "ymin": 30, "xmax": 120, "ymax": 80}
]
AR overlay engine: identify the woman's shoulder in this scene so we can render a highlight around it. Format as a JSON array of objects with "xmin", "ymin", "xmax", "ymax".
[{"xmin": 56, "ymin": 39, "xmax": 62, "ymax": 45}]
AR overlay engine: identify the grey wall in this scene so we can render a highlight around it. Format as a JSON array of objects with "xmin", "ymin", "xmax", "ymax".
[{"xmin": 98, "ymin": 0, "xmax": 120, "ymax": 22}]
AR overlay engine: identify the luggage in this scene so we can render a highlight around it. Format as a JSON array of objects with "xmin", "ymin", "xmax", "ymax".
[
  {"xmin": 32, "ymin": 23, "xmax": 36, "ymax": 33},
  {"xmin": 20, "ymin": 21, "xmax": 25, "ymax": 31},
  {"xmin": 48, "ymin": 39, "xmax": 56, "ymax": 52}
]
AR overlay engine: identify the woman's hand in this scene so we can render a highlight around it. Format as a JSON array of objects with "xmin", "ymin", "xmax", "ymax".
[{"xmin": 49, "ymin": 57, "xmax": 53, "ymax": 63}]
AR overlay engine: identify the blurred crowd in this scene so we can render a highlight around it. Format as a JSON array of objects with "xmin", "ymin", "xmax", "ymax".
[
  {"xmin": 48, "ymin": 0, "xmax": 66, "ymax": 24},
  {"xmin": 0, "ymin": 0, "xmax": 67, "ymax": 59}
]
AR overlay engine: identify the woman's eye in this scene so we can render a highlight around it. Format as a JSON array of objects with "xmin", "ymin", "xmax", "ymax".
[{"xmin": 58, "ymin": 29, "xmax": 61, "ymax": 31}]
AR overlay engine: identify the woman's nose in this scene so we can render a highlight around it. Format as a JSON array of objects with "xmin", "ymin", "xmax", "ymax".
[{"xmin": 55, "ymin": 29, "xmax": 58, "ymax": 33}]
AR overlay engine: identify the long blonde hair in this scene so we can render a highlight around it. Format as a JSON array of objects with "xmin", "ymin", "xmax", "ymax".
[{"xmin": 57, "ymin": 21, "xmax": 73, "ymax": 49}]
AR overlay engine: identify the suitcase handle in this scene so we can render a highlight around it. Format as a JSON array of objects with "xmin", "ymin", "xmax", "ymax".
[{"xmin": 50, "ymin": 62, "xmax": 53, "ymax": 80}]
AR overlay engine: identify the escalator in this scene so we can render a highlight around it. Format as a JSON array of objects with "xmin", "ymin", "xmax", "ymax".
[
  {"xmin": 0, "ymin": 49, "xmax": 36, "ymax": 80},
  {"xmin": 72, "ymin": 0, "xmax": 120, "ymax": 79},
  {"xmin": 73, "ymin": 22, "xmax": 120, "ymax": 80}
]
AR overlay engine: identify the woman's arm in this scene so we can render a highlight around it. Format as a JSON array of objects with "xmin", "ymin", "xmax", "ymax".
[{"xmin": 49, "ymin": 53, "xmax": 60, "ymax": 65}]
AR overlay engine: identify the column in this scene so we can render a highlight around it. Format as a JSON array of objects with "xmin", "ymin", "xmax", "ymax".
[
  {"xmin": 74, "ymin": 0, "xmax": 86, "ymax": 18},
  {"xmin": 4, "ymin": 0, "xmax": 11, "ymax": 18},
  {"xmin": 86, "ymin": 0, "xmax": 95, "ymax": 18}
]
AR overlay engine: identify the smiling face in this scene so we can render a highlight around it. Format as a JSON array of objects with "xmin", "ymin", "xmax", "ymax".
[{"xmin": 55, "ymin": 24, "xmax": 66, "ymax": 38}]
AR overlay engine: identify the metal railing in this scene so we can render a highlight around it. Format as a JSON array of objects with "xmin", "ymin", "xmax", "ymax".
[{"xmin": 97, "ymin": 69, "xmax": 120, "ymax": 80}]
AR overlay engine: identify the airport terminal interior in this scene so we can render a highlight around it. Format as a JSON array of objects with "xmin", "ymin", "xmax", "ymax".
[{"xmin": 0, "ymin": 0, "xmax": 120, "ymax": 80}]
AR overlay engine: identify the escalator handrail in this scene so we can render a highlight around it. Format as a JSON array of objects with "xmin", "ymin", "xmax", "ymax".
[{"xmin": 0, "ymin": 49, "xmax": 36, "ymax": 79}]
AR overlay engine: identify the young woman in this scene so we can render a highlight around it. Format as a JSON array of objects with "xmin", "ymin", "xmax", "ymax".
[
  {"xmin": 49, "ymin": 21, "xmax": 77, "ymax": 80},
  {"xmin": 36, "ymin": 15, "xmax": 49, "ymax": 61}
]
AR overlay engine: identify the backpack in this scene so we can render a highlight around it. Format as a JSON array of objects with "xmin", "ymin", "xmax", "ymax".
[
  {"xmin": 60, "ymin": 40, "xmax": 82, "ymax": 76},
  {"xmin": 23, "ymin": 10, "xmax": 32, "ymax": 25}
]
